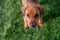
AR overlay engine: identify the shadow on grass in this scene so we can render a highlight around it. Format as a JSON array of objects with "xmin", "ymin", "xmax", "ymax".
[{"xmin": 40, "ymin": 0, "xmax": 60, "ymax": 22}]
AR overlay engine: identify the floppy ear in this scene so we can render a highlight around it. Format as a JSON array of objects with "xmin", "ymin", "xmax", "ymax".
[
  {"xmin": 21, "ymin": 6, "xmax": 27, "ymax": 16},
  {"xmin": 38, "ymin": 6, "xmax": 44, "ymax": 16}
]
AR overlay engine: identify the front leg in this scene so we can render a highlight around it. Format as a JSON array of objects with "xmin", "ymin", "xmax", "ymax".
[
  {"xmin": 38, "ymin": 18, "xmax": 44, "ymax": 28},
  {"xmin": 24, "ymin": 17, "xmax": 29, "ymax": 29}
]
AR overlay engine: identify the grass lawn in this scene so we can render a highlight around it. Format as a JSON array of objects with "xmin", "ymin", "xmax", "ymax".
[{"xmin": 0, "ymin": 0, "xmax": 60, "ymax": 40}]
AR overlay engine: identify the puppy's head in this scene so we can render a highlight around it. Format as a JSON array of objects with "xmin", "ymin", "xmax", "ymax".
[{"xmin": 21, "ymin": 5, "xmax": 44, "ymax": 28}]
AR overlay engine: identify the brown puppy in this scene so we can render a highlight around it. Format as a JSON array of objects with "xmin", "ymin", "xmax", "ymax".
[{"xmin": 21, "ymin": 0, "xmax": 44, "ymax": 29}]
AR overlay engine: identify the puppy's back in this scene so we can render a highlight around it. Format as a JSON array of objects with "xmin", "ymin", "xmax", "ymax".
[{"xmin": 22, "ymin": 0, "xmax": 39, "ymax": 6}]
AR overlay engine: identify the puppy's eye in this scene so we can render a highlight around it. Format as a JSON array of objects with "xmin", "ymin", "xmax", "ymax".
[
  {"xmin": 34, "ymin": 14, "xmax": 39, "ymax": 18},
  {"xmin": 26, "ymin": 14, "xmax": 29, "ymax": 17}
]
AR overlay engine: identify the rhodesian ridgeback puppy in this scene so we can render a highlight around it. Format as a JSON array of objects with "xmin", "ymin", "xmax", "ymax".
[{"xmin": 21, "ymin": 0, "xmax": 44, "ymax": 29}]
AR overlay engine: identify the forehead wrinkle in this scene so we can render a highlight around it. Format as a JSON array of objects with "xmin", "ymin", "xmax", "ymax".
[
  {"xmin": 30, "ymin": 7, "xmax": 37, "ymax": 13},
  {"xmin": 29, "ymin": 8, "xmax": 36, "ymax": 17}
]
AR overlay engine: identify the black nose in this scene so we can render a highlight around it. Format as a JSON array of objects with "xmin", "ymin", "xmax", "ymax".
[{"xmin": 30, "ymin": 21, "xmax": 36, "ymax": 27}]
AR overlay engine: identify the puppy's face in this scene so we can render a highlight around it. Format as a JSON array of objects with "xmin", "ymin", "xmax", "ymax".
[{"xmin": 21, "ymin": 6, "xmax": 44, "ymax": 28}]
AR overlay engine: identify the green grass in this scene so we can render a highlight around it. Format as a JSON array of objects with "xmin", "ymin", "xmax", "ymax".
[{"xmin": 0, "ymin": 0, "xmax": 60, "ymax": 40}]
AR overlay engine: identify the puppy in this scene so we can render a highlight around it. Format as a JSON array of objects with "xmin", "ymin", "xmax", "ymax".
[{"xmin": 21, "ymin": 0, "xmax": 44, "ymax": 29}]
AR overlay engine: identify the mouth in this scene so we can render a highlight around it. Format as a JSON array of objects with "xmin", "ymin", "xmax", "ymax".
[{"xmin": 29, "ymin": 25, "xmax": 36, "ymax": 27}]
